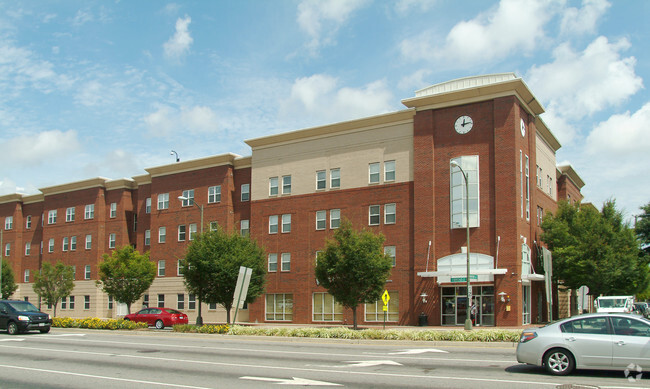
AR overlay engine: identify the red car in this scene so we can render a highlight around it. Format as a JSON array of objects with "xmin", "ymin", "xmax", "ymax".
[{"xmin": 124, "ymin": 307, "xmax": 188, "ymax": 329}]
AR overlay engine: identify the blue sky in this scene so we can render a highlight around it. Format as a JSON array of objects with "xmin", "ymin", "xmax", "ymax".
[{"xmin": 1, "ymin": 0, "xmax": 648, "ymax": 220}]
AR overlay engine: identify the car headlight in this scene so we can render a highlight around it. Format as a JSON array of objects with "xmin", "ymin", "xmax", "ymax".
[
  {"xmin": 48, "ymin": 314, "xmax": 52, "ymax": 319},
  {"xmin": 520, "ymin": 331, "xmax": 538, "ymax": 343},
  {"xmin": 18, "ymin": 315, "xmax": 30, "ymax": 321}
]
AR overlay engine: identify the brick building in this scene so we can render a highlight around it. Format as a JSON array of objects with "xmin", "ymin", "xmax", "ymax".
[{"xmin": 0, "ymin": 73, "xmax": 584, "ymax": 326}]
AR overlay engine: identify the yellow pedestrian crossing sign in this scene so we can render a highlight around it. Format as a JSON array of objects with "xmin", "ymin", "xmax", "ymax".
[{"xmin": 382, "ymin": 290, "xmax": 390, "ymax": 308}]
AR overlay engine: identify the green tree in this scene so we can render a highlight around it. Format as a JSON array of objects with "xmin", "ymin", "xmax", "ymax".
[
  {"xmin": 96, "ymin": 245, "xmax": 156, "ymax": 314},
  {"xmin": 182, "ymin": 228, "xmax": 266, "ymax": 324},
  {"xmin": 636, "ymin": 202, "xmax": 650, "ymax": 246},
  {"xmin": 32, "ymin": 261, "xmax": 75, "ymax": 317},
  {"xmin": 541, "ymin": 200, "xmax": 650, "ymax": 297},
  {"xmin": 315, "ymin": 220, "xmax": 393, "ymax": 330},
  {"xmin": 1, "ymin": 259, "xmax": 19, "ymax": 299}
]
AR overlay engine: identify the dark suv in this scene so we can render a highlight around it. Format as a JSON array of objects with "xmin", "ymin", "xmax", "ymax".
[{"xmin": 0, "ymin": 300, "xmax": 52, "ymax": 335}]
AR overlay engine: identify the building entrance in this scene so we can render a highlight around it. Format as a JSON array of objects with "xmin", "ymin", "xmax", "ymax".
[{"xmin": 441, "ymin": 286, "xmax": 495, "ymax": 326}]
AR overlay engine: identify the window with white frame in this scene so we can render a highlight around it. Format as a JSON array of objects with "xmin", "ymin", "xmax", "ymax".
[
  {"xmin": 85, "ymin": 204, "xmax": 95, "ymax": 219},
  {"xmin": 281, "ymin": 253, "xmax": 291, "ymax": 271},
  {"xmin": 84, "ymin": 295, "xmax": 90, "ymax": 309},
  {"xmin": 85, "ymin": 234, "xmax": 92, "ymax": 249},
  {"xmin": 108, "ymin": 295, "xmax": 113, "ymax": 310},
  {"xmin": 282, "ymin": 175, "xmax": 291, "ymax": 194},
  {"xmin": 159, "ymin": 227, "xmax": 166, "ymax": 243},
  {"xmin": 369, "ymin": 205, "xmax": 380, "ymax": 225},
  {"xmin": 188, "ymin": 294, "xmax": 196, "ymax": 310},
  {"xmin": 522, "ymin": 284, "xmax": 531, "ymax": 325},
  {"xmin": 384, "ymin": 203, "xmax": 396, "ymax": 224},
  {"xmin": 316, "ymin": 211, "xmax": 326, "ymax": 230},
  {"xmin": 143, "ymin": 294, "xmax": 149, "ymax": 308},
  {"xmin": 268, "ymin": 253, "xmax": 277, "ymax": 272},
  {"xmin": 48, "ymin": 238, "xmax": 54, "ymax": 253},
  {"xmin": 365, "ymin": 291, "xmax": 399, "ymax": 322},
  {"xmin": 384, "ymin": 246, "xmax": 396, "ymax": 267},
  {"xmin": 240, "ymin": 220, "xmax": 249, "ymax": 236},
  {"xmin": 4, "ymin": 216, "xmax": 12, "ymax": 230},
  {"xmin": 25, "ymin": 215, "xmax": 31, "ymax": 229},
  {"xmin": 330, "ymin": 168, "xmax": 340, "ymax": 188},
  {"xmin": 66, "ymin": 207, "xmax": 75, "ymax": 222},
  {"xmin": 71, "ymin": 266, "xmax": 76, "ymax": 280},
  {"xmin": 547, "ymin": 175, "xmax": 553, "ymax": 196},
  {"xmin": 158, "ymin": 294, "xmax": 165, "ymax": 308},
  {"xmin": 265, "ymin": 293, "xmax": 293, "ymax": 321},
  {"xmin": 85, "ymin": 265, "xmax": 91, "ymax": 280},
  {"xmin": 209, "ymin": 221, "xmax": 218, "ymax": 231},
  {"xmin": 4, "ymin": 243, "xmax": 9, "ymax": 257},
  {"xmin": 178, "ymin": 225, "xmax": 186, "ymax": 241},
  {"xmin": 62, "ymin": 237, "xmax": 69, "ymax": 251},
  {"xmin": 48, "ymin": 210, "xmax": 57, "ymax": 224},
  {"xmin": 369, "ymin": 162, "xmax": 380, "ymax": 184},
  {"xmin": 208, "ymin": 185, "xmax": 221, "ymax": 203},
  {"xmin": 109, "ymin": 233, "xmax": 116, "ymax": 249},
  {"xmin": 269, "ymin": 215, "xmax": 278, "ymax": 234},
  {"xmin": 316, "ymin": 170, "xmax": 326, "ymax": 190},
  {"xmin": 181, "ymin": 190, "xmax": 194, "ymax": 206},
  {"xmin": 69, "ymin": 296, "xmax": 75, "ymax": 309},
  {"xmin": 110, "ymin": 203, "xmax": 117, "ymax": 218},
  {"xmin": 384, "ymin": 160, "xmax": 396, "ymax": 182},
  {"xmin": 25, "ymin": 242, "xmax": 31, "ymax": 256},
  {"xmin": 330, "ymin": 209, "xmax": 340, "ymax": 229},
  {"xmin": 269, "ymin": 177, "xmax": 278, "ymax": 196},
  {"xmin": 241, "ymin": 184, "xmax": 250, "ymax": 202},
  {"xmin": 71, "ymin": 236, "xmax": 76, "ymax": 250},
  {"xmin": 313, "ymin": 293, "xmax": 343, "ymax": 322},
  {"xmin": 144, "ymin": 230, "xmax": 151, "ymax": 245},
  {"xmin": 177, "ymin": 259, "xmax": 184, "ymax": 276},
  {"xmin": 145, "ymin": 198, "xmax": 151, "ymax": 213},
  {"xmin": 177, "ymin": 293, "xmax": 185, "ymax": 310},
  {"xmin": 158, "ymin": 260, "xmax": 165, "ymax": 276},
  {"xmin": 520, "ymin": 151, "xmax": 524, "ymax": 218},
  {"xmin": 281, "ymin": 214, "xmax": 291, "ymax": 233},
  {"xmin": 450, "ymin": 156, "xmax": 479, "ymax": 229},
  {"xmin": 525, "ymin": 155, "xmax": 530, "ymax": 221},
  {"xmin": 157, "ymin": 193, "xmax": 169, "ymax": 210},
  {"xmin": 189, "ymin": 224, "xmax": 197, "ymax": 240},
  {"xmin": 24, "ymin": 269, "xmax": 30, "ymax": 283},
  {"xmin": 537, "ymin": 166, "xmax": 543, "ymax": 188}
]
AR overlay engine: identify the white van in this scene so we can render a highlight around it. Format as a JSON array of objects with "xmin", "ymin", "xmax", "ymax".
[{"xmin": 594, "ymin": 295, "xmax": 634, "ymax": 313}]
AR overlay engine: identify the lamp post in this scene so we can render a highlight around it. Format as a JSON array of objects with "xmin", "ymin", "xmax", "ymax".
[
  {"xmin": 450, "ymin": 160, "xmax": 472, "ymax": 331},
  {"xmin": 178, "ymin": 195, "xmax": 204, "ymax": 326}
]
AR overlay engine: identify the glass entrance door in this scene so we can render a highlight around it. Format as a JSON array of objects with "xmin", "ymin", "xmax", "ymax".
[{"xmin": 441, "ymin": 286, "xmax": 495, "ymax": 326}]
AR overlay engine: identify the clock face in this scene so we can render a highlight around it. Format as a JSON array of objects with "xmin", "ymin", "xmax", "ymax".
[
  {"xmin": 520, "ymin": 118, "xmax": 526, "ymax": 137},
  {"xmin": 454, "ymin": 115, "xmax": 473, "ymax": 134}
]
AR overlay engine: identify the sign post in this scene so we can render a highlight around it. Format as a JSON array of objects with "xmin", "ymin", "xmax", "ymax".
[{"xmin": 382, "ymin": 290, "xmax": 390, "ymax": 330}]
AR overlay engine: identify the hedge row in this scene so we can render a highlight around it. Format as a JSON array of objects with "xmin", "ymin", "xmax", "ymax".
[{"xmin": 53, "ymin": 317, "xmax": 147, "ymax": 330}]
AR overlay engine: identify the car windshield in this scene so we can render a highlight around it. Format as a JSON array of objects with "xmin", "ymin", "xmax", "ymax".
[
  {"xmin": 598, "ymin": 298, "xmax": 628, "ymax": 308},
  {"xmin": 8, "ymin": 301, "xmax": 40, "ymax": 312}
]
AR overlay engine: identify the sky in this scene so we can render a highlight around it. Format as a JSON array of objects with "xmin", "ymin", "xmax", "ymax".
[{"xmin": 0, "ymin": 0, "xmax": 648, "ymax": 221}]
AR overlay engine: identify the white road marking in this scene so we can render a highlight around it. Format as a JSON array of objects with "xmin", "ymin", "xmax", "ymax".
[
  {"xmin": 389, "ymin": 348, "xmax": 448, "ymax": 355},
  {"xmin": 240, "ymin": 376, "xmax": 341, "ymax": 386},
  {"xmin": 344, "ymin": 360, "xmax": 403, "ymax": 367},
  {"xmin": 0, "ymin": 338, "xmax": 25, "ymax": 342}
]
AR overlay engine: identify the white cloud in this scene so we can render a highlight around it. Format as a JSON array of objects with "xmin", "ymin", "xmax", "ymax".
[
  {"xmin": 560, "ymin": 0, "xmax": 610, "ymax": 36},
  {"xmin": 81, "ymin": 149, "xmax": 142, "ymax": 180},
  {"xmin": 144, "ymin": 105, "xmax": 219, "ymax": 136},
  {"xmin": 398, "ymin": 69, "xmax": 433, "ymax": 92},
  {"xmin": 1, "ymin": 130, "xmax": 81, "ymax": 166},
  {"xmin": 163, "ymin": 15, "xmax": 193, "ymax": 60},
  {"xmin": 297, "ymin": 0, "xmax": 369, "ymax": 54},
  {"xmin": 527, "ymin": 37, "xmax": 643, "ymax": 120},
  {"xmin": 395, "ymin": 0, "xmax": 437, "ymax": 15},
  {"xmin": 71, "ymin": 9, "xmax": 93, "ymax": 26},
  {"xmin": 585, "ymin": 102, "xmax": 650, "ymax": 156}
]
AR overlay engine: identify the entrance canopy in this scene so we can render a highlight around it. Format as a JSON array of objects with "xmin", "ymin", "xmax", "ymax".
[{"xmin": 417, "ymin": 253, "xmax": 507, "ymax": 284}]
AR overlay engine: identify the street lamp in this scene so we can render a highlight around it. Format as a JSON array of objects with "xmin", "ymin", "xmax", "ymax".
[
  {"xmin": 178, "ymin": 195, "xmax": 204, "ymax": 326},
  {"xmin": 450, "ymin": 160, "xmax": 472, "ymax": 331}
]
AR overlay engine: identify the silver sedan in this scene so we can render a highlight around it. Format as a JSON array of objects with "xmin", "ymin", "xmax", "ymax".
[{"xmin": 516, "ymin": 313, "xmax": 650, "ymax": 375}]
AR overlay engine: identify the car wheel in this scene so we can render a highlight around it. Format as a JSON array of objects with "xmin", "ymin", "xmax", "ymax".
[
  {"xmin": 7, "ymin": 321, "xmax": 20, "ymax": 335},
  {"xmin": 155, "ymin": 320, "xmax": 164, "ymax": 330},
  {"xmin": 40, "ymin": 327, "xmax": 50, "ymax": 334},
  {"xmin": 544, "ymin": 348, "xmax": 575, "ymax": 376}
]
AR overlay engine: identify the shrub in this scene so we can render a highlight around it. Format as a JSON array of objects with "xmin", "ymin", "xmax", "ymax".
[{"xmin": 52, "ymin": 317, "xmax": 147, "ymax": 330}]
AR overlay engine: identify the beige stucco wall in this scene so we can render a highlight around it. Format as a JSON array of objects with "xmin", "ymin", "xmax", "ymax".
[{"xmin": 535, "ymin": 133, "xmax": 557, "ymax": 201}]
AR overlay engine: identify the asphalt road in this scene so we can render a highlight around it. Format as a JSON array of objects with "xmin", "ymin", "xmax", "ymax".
[{"xmin": 0, "ymin": 328, "xmax": 647, "ymax": 388}]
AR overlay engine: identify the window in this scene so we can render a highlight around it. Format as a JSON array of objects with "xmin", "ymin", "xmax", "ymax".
[
  {"xmin": 4, "ymin": 216, "xmax": 13, "ymax": 230},
  {"xmin": 316, "ymin": 170, "xmax": 326, "ymax": 190},
  {"xmin": 241, "ymin": 184, "xmax": 250, "ymax": 202},
  {"xmin": 40, "ymin": 241, "xmax": 43, "ymax": 254},
  {"xmin": 157, "ymin": 193, "xmax": 169, "ymax": 210},
  {"xmin": 24, "ymin": 269, "xmax": 29, "ymax": 283},
  {"xmin": 4, "ymin": 243, "xmax": 9, "ymax": 257},
  {"xmin": 547, "ymin": 175, "xmax": 553, "ymax": 196},
  {"xmin": 281, "ymin": 214, "xmax": 291, "ymax": 233},
  {"xmin": 450, "ymin": 156, "xmax": 479, "ymax": 229},
  {"xmin": 522, "ymin": 284, "xmax": 531, "ymax": 325},
  {"xmin": 385, "ymin": 246, "xmax": 396, "ymax": 267},
  {"xmin": 189, "ymin": 224, "xmax": 197, "ymax": 240},
  {"xmin": 269, "ymin": 215, "xmax": 278, "ymax": 234},
  {"xmin": 520, "ymin": 151, "xmax": 524, "ymax": 218},
  {"xmin": 384, "ymin": 161, "xmax": 395, "ymax": 182},
  {"xmin": 269, "ymin": 177, "xmax": 278, "ymax": 196},
  {"xmin": 62, "ymin": 237, "xmax": 69, "ymax": 252},
  {"xmin": 145, "ymin": 198, "xmax": 151, "ymax": 213},
  {"xmin": 48, "ymin": 210, "xmax": 57, "ymax": 224},
  {"xmin": 365, "ymin": 291, "xmax": 399, "ymax": 322},
  {"xmin": 177, "ymin": 259, "xmax": 184, "ymax": 276},
  {"xmin": 369, "ymin": 205, "xmax": 380, "ymax": 225},
  {"xmin": 69, "ymin": 296, "xmax": 75, "ymax": 309},
  {"xmin": 143, "ymin": 294, "xmax": 149, "ymax": 308},
  {"xmin": 109, "ymin": 233, "xmax": 116, "ymax": 249},
  {"xmin": 48, "ymin": 238, "xmax": 54, "ymax": 253},
  {"xmin": 71, "ymin": 266, "xmax": 76, "ymax": 280},
  {"xmin": 25, "ymin": 242, "xmax": 31, "ymax": 256},
  {"xmin": 25, "ymin": 215, "xmax": 31, "ymax": 229},
  {"xmin": 561, "ymin": 317, "xmax": 608, "ymax": 335},
  {"xmin": 133, "ymin": 214, "xmax": 137, "ymax": 232},
  {"xmin": 316, "ymin": 211, "xmax": 326, "ymax": 230},
  {"xmin": 209, "ymin": 221, "xmax": 218, "ymax": 231},
  {"xmin": 178, "ymin": 225, "xmax": 186, "ymax": 241},
  {"xmin": 159, "ymin": 227, "xmax": 166, "ymax": 243},
  {"xmin": 70, "ymin": 236, "xmax": 77, "ymax": 251},
  {"xmin": 268, "ymin": 253, "xmax": 277, "ymax": 272},
  {"xmin": 110, "ymin": 203, "xmax": 117, "ymax": 218},
  {"xmin": 330, "ymin": 168, "xmax": 340, "ymax": 189},
  {"xmin": 61, "ymin": 297, "xmax": 66, "ymax": 310},
  {"xmin": 145, "ymin": 230, "xmax": 151, "ymax": 245},
  {"xmin": 281, "ymin": 253, "xmax": 291, "ymax": 271},
  {"xmin": 177, "ymin": 294, "xmax": 185, "ymax": 310},
  {"xmin": 84, "ymin": 295, "xmax": 90, "ymax": 310},
  {"xmin": 330, "ymin": 209, "xmax": 340, "ymax": 229},
  {"xmin": 181, "ymin": 190, "xmax": 194, "ymax": 206},
  {"xmin": 188, "ymin": 294, "xmax": 196, "ymax": 310},
  {"xmin": 85, "ymin": 235, "xmax": 92, "ymax": 249},
  {"xmin": 209, "ymin": 302, "xmax": 217, "ymax": 310},
  {"xmin": 240, "ymin": 220, "xmax": 249, "ymax": 236},
  {"xmin": 208, "ymin": 185, "xmax": 221, "ymax": 203},
  {"xmin": 282, "ymin": 175, "xmax": 291, "ymax": 194},
  {"xmin": 537, "ymin": 206, "xmax": 544, "ymax": 226},
  {"xmin": 369, "ymin": 162, "xmax": 380, "ymax": 184},
  {"xmin": 158, "ymin": 260, "xmax": 165, "ymax": 276},
  {"xmin": 313, "ymin": 293, "xmax": 343, "ymax": 321},
  {"xmin": 85, "ymin": 265, "xmax": 91, "ymax": 280},
  {"xmin": 85, "ymin": 204, "xmax": 95, "ymax": 219},
  {"xmin": 158, "ymin": 294, "xmax": 165, "ymax": 308},
  {"xmin": 108, "ymin": 296, "xmax": 113, "ymax": 310},
  {"xmin": 384, "ymin": 203, "xmax": 396, "ymax": 224},
  {"xmin": 537, "ymin": 166, "xmax": 543, "ymax": 188},
  {"xmin": 265, "ymin": 294, "xmax": 293, "ymax": 321},
  {"xmin": 525, "ymin": 155, "xmax": 530, "ymax": 222}
]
